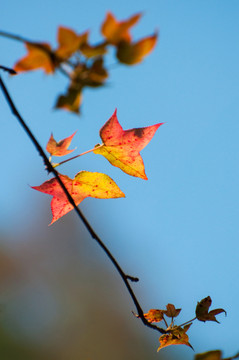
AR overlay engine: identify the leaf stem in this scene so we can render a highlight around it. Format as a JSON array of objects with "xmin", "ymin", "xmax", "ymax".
[
  {"xmin": 178, "ymin": 317, "xmax": 197, "ymax": 327},
  {"xmin": 0, "ymin": 74, "xmax": 166, "ymax": 335},
  {"xmin": 53, "ymin": 144, "xmax": 104, "ymax": 168}
]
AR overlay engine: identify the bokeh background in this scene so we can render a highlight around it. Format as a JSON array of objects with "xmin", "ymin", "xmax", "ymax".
[{"xmin": 1, "ymin": 0, "xmax": 239, "ymax": 359}]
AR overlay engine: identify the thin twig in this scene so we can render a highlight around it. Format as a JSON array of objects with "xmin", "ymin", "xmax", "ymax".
[
  {"xmin": 0, "ymin": 74, "xmax": 166, "ymax": 335},
  {"xmin": 53, "ymin": 144, "xmax": 104, "ymax": 168},
  {"xmin": 178, "ymin": 317, "xmax": 197, "ymax": 327}
]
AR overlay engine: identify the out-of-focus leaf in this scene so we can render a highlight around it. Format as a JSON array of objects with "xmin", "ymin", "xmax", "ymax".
[
  {"xmin": 143, "ymin": 309, "xmax": 165, "ymax": 323},
  {"xmin": 80, "ymin": 35, "xmax": 107, "ymax": 58},
  {"xmin": 101, "ymin": 12, "xmax": 141, "ymax": 45},
  {"xmin": 116, "ymin": 33, "xmax": 158, "ymax": 65},
  {"xmin": 196, "ymin": 296, "xmax": 226, "ymax": 323},
  {"xmin": 195, "ymin": 350, "xmax": 222, "ymax": 360},
  {"xmin": 55, "ymin": 27, "xmax": 88, "ymax": 60},
  {"xmin": 55, "ymin": 87, "xmax": 83, "ymax": 113},
  {"xmin": 32, "ymin": 171, "xmax": 125, "ymax": 224},
  {"xmin": 158, "ymin": 324, "xmax": 193, "ymax": 351},
  {"xmin": 164, "ymin": 304, "xmax": 181, "ymax": 318},
  {"xmin": 14, "ymin": 42, "xmax": 56, "ymax": 73},
  {"xmin": 46, "ymin": 131, "xmax": 76, "ymax": 157},
  {"xmin": 94, "ymin": 109, "xmax": 163, "ymax": 179}
]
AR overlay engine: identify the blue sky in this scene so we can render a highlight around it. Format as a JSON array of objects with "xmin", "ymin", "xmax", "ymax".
[{"xmin": 1, "ymin": 0, "xmax": 239, "ymax": 358}]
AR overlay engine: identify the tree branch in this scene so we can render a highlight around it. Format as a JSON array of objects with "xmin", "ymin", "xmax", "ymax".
[{"xmin": 0, "ymin": 74, "xmax": 166, "ymax": 335}]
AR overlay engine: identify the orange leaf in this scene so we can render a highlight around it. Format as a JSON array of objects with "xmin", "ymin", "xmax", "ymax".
[
  {"xmin": 196, "ymin": 296, "xmax": 226, "ymax": 323},
  {"xmin": 143, "ymin": 309, "xmax": 165, "ymax": 323},
  {"xmin": 14, "ymin": 42, "xmax": 55, "ymax": 74},
  {"xmin": 46, "ymin": 131, "xmax": 76, "ymax": 157},
  {"xmin": 32, "ymin": 171, "xmax": 125, "ymax": 224},
  {"xmin": 55, "ymin": 27, "xmax": 88, "ymax": 60},
  {"xmin": 158, "ymin": 324, "xmax": 193, "ymax": 351},
  {"xmin": 101, "ymin": 12, "xmax": 141, "ymax": 45},
  {"xmin": 93, "ymin": 109, "xmax": 163, "ymax": 179},
  {"xmin": 116, "ymin": 33, "xmax": 158, "ymax": 65}
]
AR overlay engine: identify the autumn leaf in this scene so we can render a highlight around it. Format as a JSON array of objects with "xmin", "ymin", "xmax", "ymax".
[
  {"xmin": 164, "ymin": 304, "xmax": 181, "ymax": 319},
  {"xmin": 80, "ymin": 32, "xmax": 107, "ymax": 58},
  {"xmin": 195, "ymin": 350, "xmax": 222, "ymax": 360},
  {"xmin": 55, "ymin": 86, "xmax": 83, "ymax": 113},
  {"xmin": 55, "ymin": 27, "xmax": 88, "ymax": 60},
  {"xmin": 101, "ymin": 12, "xmax": 141, "ymax": 45},
  {"xmin": 196, "ymin": 296, "xmax": 226, "ymax": 323},
  {"xmin": 194, "ymin": 350, "xmax": 239, "ymax": 360},
  {"xmin": 14, "ymin": 42, "xmax": 56, "ymax": 74},
  {"xmin": 134, "ymin": 309, "xmax": 165, "ymax": 323},
  {"xmin": 116, "ymin": 33, "xmax": 158, "ymax": 65},
  {"xmin": 158, "ymin": 324, "xmax": 193, "ymax": 351},
  {"xmin": 46, "ymin": 131, "xmax": 76, "ymax": 157},
  {"xmin": 32, "ymin": 171, "xmax": 125, "ymax": 224},
  {"xmin": 94, "ymin": 109, "xmax": 163, "ymax": 179}
]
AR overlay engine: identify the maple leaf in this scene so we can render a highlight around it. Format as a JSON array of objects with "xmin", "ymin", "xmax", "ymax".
[
  {"xmin": 195, "ymin": 350, "xmax": 239, "ymax": 360},
  {"xmin": 32, "ymin": 171, "xmax": 125, "ymax": 224},
  {"xmin": 158, "ymin": 324, "xmax": 193, "ymax": 351},
  {"xmin": 163, "ymin": 304, "xmax": 181, "ymax": 319},
  {"xmin": 55, "ymin": 27, "xmax": 88, "ymax": 60},
  {"xmin": 46, "ymin": 131, "xmax": 76, "ymax": 157},
  {"xmin": 196, "ymin": 296, "xmax": 226, "ymax": 323},
  {"xmin": 143, "ymin": 309, "xmax": 165, "ymax": 323},
  {"xmin": 55, "ymin": 86, "xmax": 83, "ymax": 113},
  {"xmin": 93, "ymin": 109, "xmax": 163, "ymax": 179},
  {"xmin": 101, "ymin": 12, "xmax": 141, "ymax": 45},
  {"xmin": 14, "ymin": 42, "xmax": 56, "ymax": 74},
  {"xmin": 116, "ymin": 33, "xmax": 158, "ymax": 65},
  {"xmin": 80, "ymin": 32, "xmax": 107, "ymax": 58}
]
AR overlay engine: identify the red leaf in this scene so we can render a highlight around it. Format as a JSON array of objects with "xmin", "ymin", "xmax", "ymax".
[
  {"xmin": 94, "ymin": 109, "xmax": 163, "ymax": 179},
  {"xmin": 46, "ymin": 131, "xmax": 76, "ymax": 157},
  {"xmin": 32, "ymin": 171, "xmax": 125, "ymax": 224}
]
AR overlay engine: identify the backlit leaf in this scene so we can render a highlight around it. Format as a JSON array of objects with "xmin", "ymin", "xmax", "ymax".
[
  {"xmin": 101, "ymin": 12, "xmax": 141, "ymax": 45},
  {"xmin": 55, "ymin": 27, "xmax": 88, "ymax": 60},
  {"xmin": 14, "ymin": 42, "xmax": 56, "ymax": 74},
  {"xmin": 116, "ymin": 33, "xmax": 158, "ymax": 65},
  {"xmin": 143, "ymin": 309, "xmax": 165, "ymax": 323},
  {"xmin": 158, "ymin": 324, "xmax": 193, "ymax": 351},
  {"xmin": 46, "ymin": 131, "xmax": 76, "ymax": 157},
  {"xmin": 196, "ymin": 296, "xmax": 226, "ymax": 323},
  {"xmin": 94, "ymin": 109, "xmax": 163, "ymax": 179},
  {"xmin": 32, "ymin": 171, "xmax": 125, "ymax": 224}
]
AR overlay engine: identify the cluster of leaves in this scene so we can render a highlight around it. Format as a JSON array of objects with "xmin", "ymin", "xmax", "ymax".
[
  {"xmin": 11, "ymin": 12, "xmax": 157, "ymax": 113},
  {"xmin": 33, "ymin": 110, "xmax": 163, "ymax": 224},
  {"xmin": 0, "ymin": 10, "xmax": 228, "ymax": 354},
  {"xmin": 134, "ymin": 296, "xmax": 226, "ymax": 351}
]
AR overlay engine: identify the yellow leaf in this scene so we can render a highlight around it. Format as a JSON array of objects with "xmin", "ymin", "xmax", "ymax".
[
  {"xmin": 32, "ymin": 171, "xmax": 125, "ymax": 224},
  {"xmin": 157, "ymin": 324, "xmax": 193, "ymax": 351}
]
